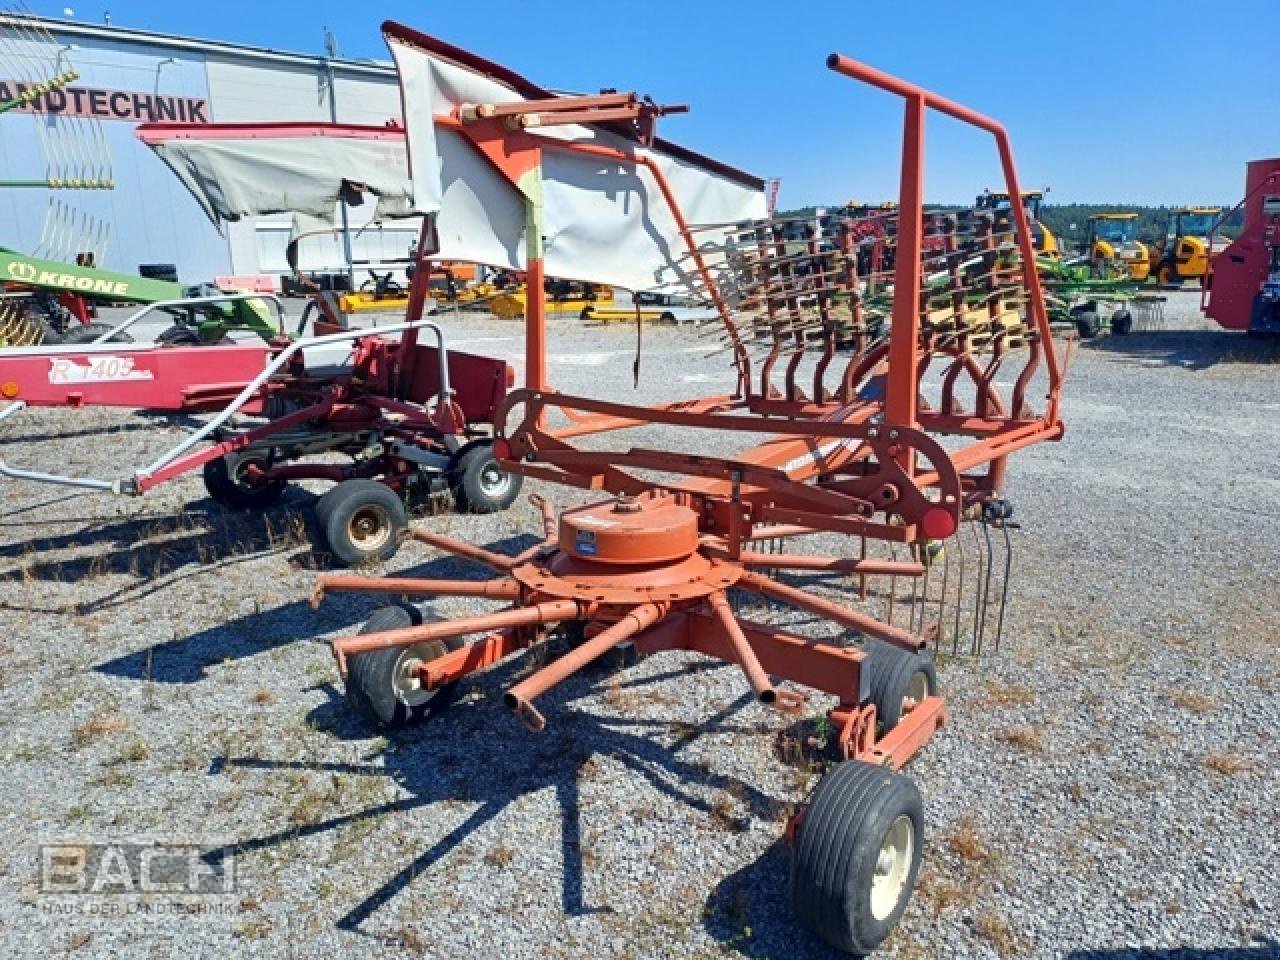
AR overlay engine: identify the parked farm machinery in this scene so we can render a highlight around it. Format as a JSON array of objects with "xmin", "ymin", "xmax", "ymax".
[
  {"xmin": 0, "ymin": 289, "xmax": 523, "ymax": 564},
  {"xmin": 1203, "ymin": 157, "xmax": 1280, "ymax": 335},
  {"xmin": 307, "ymin": 24, "xmax": 1066, "ymax": 956}
]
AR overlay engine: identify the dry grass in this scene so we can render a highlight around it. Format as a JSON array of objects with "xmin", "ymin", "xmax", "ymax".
[
  {"xmin": 70, "ymin": 709, "xmax": 128, "ymax": 748},
  {"xmin": 996, "ymin": 725, "xmax": 1046, "ymax": 752},
  {"xmin": 1205, "ymin": 752, "xmax": 1252, "ymax": 775},
  {"xmin": 974, "ymin": 909, "xmax": 1022, "ymax": 957},
  {"xmin": 1168, "ymin": 688, "xmax": 1215, "ymax": 714},
  {"xmin": 973, "ymin": 681, "xmax": 1036, "ymax": 709},
  {"xmin": 602, "ymin": 678, "xmax": 641, "ymax": 713},
  {"xmin": 483, "ymin": 843, "xmax": 516, "ymax": 868},
  {"xmin": 944, "ymin": 815, "xmax": 991, "ymax": 865},
  {"xmin": 708, "ymin": 792, "xmax": 747, "ymax": 834},
  {"xmin": 250, "ymin": 689, "xmax": 276, "ymax": 706}
]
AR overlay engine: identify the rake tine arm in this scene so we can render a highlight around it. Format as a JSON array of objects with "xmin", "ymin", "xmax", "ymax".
[
  {"xmin": 311, "ymin": 575, "xmax": 523, "ymax": 608},
  {"xmin": 503, "ymin": 602, "xmax": 666, "ymax": 731},
  {"xmin": 707, "ymin": 590, "xmax": 801, "ymax": 710},
  {"xmin": 409, "ymin": 527, "xmax": 520, "ymax": 571},
  {"xmin": 333, "ymin": 599, "xmax": 583, "ymax": 660},
  {"xmin": 739, "ymin": 571, "xmax": 923, "ymax": 652}
]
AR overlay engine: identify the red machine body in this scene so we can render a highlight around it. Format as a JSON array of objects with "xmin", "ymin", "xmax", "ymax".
[{"xmin": 1204, "ymin": 157, "xmax": 1280, "ymax": 333}]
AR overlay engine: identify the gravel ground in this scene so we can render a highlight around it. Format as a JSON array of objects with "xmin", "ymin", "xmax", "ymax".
[{"xmin": 0, "ymin": 291, "xmax": 1276, "ymax": 959}]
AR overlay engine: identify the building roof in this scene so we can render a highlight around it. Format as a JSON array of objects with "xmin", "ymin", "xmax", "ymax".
[{"xmin": 0, "ymin": 12, "xmax": 394, "ymax": 79}]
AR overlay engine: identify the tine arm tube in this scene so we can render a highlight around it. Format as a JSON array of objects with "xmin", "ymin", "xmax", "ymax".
[
  {"xmin": 739, "ymin": 571, "xmax": 923, "ymax": 651},
  {"xmin": 311, "ymin": 575, "xmax": 522, "ymax": 607},
  {"xmin": 409, "ymin": 527, "xmax": 518, "ymax": 571},
  {"xmin": 334, "ymin": 599, "xmax": 581, "ymax": 657},
  {"xmin": 504, "ymin": 602, "xmax": 665, "ymax": 720},
  {"xmin": 706, "ymin": 591, "xmax": 776, "ymax": 704}
]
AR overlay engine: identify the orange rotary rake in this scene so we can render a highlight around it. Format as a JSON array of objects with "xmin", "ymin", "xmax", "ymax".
[{"xmin": 310, "ymin": 29, "xmax": 1064, "ymax": 955}]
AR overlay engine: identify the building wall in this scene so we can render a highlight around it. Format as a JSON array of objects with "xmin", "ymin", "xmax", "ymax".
[{"xmin": 0, "ymin": 17, "xmax": 407, "ymax": 286}]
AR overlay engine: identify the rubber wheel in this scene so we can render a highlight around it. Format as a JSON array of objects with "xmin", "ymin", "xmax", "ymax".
[
  {"xmin": 1073, "ymin": 310, "xmax": 1101, "ymax": 339},
  {"xmin": 203, "ymin": 451, "xmax": 287, "ymax": 509},
  {"xmin": 448, "ymin": 441, "xmax": 522, "ymax": 514},
  {"xmin": 62, "ymin": 322, "xmax": 133, "ymax": 344},
  {"xmin": 790, "ymin": 760, "xmax": 924, "ymax": 955},
  {"xmin": 344, "ymin": 604, "xmax": 462, "ymax": 728},
  {"xmin": 1110, "ymin": 309, "xmax": 1133, "ymax": 336},
  {"xmin": 659, "ymin": 311, "xmax": 676, "ymax": 323},
  {"xmin": 316, "ymin": 479, "xmax": 407, "ymax": 567},
  {"xmin": 863, "ymin": 638, "xmax": 936, "ymax": 734},
  {"xmin": 1158, "ymin": 264, "xmax": 1177, "ymax": 287},
  {"xmin": 156, "ymin": 325, "xmax": 202, "ymax": 346}
]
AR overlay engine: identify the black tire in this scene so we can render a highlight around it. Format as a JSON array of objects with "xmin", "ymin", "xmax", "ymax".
[
  {"xmin": 344, "ymin": 604, "xmax": 461, "ymax": 728},
  {"xmin": 659, "ymin": 311, "xmax": 676, "ymax": 324},
  {"xmin": 790, "ymin": 760, "xmax": 924, "ymax": 955},
  {"xmin": 62, "ymin": 322, "xmax": 134, "ymax": 344},
  {"xmin": 1073, "ymin": 310, "xmax": 1101, "ymax": 339},
  {"xmin": 202, "ymin": 451, "xmax": 288, "ymax": 509},
  {"xmin": 864, "ymin": 639, "xmax": 936, "ymax": 734},
  {"xmin": 156, "ymin": 324, "xmax": 202, "ymax": 346},
  {"xmin": 448, "ymin": 441, "xmax": 522, "ymax": 514},
  {"xmin": 1110, "ymin": 309, "xmax": 1133, "ymax": 336},
  {"xmin": 316, "ymin": 479, "xmax": 407, "ymax": 567}
]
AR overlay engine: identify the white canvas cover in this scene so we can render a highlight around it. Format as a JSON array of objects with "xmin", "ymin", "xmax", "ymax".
[
  {"xmin": 139, "ymin": 126, "xmax": 414, "ymax": 237},
  {"xmin": 385, "ymin": 25, "xmax": 767, "ymax": 293}
]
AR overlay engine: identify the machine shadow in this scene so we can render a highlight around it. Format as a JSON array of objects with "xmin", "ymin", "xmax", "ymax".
[
  {"xmin": 703, "ymin": 839, "xmax": 840, "ymax": 960},
  {"xmin": 0, "ymin": 500, "xmax": 318, "ymax": 614},
  {"xmin": 1083, "ymin": 328, "xmax": 1280, "ymax": 370},
  {"xmin": 1067, "ymin": 944, "xmax": 1280, "ymax": 960},
  {"xmin": 91, "ymin": 533, "xmax": 542, "ymax": 684},
  {"xmin": 202, "ymin": 660, "xmax": 797, "ymax": 939}
]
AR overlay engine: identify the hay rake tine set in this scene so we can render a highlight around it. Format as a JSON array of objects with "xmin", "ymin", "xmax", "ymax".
[{"xmin": 308, "ymin": 26, "xmax": 1065, "ymax": 956}]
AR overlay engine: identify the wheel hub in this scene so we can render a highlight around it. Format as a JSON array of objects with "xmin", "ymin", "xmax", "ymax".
[{"xmin": 870, "ymin": 814, "xmax": 914, "ymax": 921}]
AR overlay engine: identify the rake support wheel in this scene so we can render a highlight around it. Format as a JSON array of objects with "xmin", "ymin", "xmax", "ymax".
[
  {"xmin": 864, "ymin": 639, "xmax": 937, "ymax": 734},
  {"xmin": 345, "ymin": 604, "xmax": 462, "ymax": 728},
  {"xmin": 790, "ymin": 760, "xmax": 924, "ymax": 955}
]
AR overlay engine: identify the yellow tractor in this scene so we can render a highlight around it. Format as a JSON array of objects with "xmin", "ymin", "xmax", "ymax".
[
  {"xmin": 1086, "ymin": 213, "xmax": 1150, "ymax": 281},
  {"xmin": 1150, "ymin": 207, "xmax": 1222, "ymax": 286},
  {"xmin": 975, "ymin": 188, "xmax": 1060, "ymax": 258}
]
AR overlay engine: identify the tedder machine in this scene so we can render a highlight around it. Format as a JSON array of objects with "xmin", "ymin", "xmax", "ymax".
[
  {"xmin": 304, "ymin": 23, "xmax": 1067, "ymax": 955},
  {"xmin": 0, "ymin": 143, "xmax": 528, "ymax": 565}
]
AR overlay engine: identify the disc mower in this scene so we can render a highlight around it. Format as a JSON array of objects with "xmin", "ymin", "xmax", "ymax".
[{"xmin": 309, "ymin": 23, "xmax": 1067, "ymax": 955}]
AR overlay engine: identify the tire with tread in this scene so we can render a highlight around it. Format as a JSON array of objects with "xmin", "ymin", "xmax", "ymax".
[
  {"xmin": 863, "ymin": 638, "xmax": 936, "ymax": 733},
  {"xmin": 345, "ymin": 604, "xmax": 461, "ymax": 727},
  {"xmin": 1073, "ymin": 310, "xmax": 1101, "ymax": 339},
  {"xmin": 316, "ymin": 479, "xmax": 406, "ymax": 567},
  {"xmin": 62, "ymin": 322, "xmax": 133, "ymax": 344},
  {"xmin": 448, "ymin": 441, "xmax": 522, "ymax": 514},
  {"xmin": 1110, "ymin": 309, "xmax": 1133, "ymax": 336},
  {"xmin": 790, "ymin": 760, "xmax": 924, "ymax": 954},
  {"xmin": 203, "ymin": 452, "xmax": 287, "ymax": 509}
]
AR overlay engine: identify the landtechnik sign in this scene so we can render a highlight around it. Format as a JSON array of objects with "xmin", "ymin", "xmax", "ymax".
[{"xmin": 0, "ymin": 79, "xmax": 208, "ymax": 122}]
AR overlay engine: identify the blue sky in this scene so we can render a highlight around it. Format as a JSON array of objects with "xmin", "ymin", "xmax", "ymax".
[{"xmin": 34, "ymin": 0, "xmax": 1280, "ymax": 207}]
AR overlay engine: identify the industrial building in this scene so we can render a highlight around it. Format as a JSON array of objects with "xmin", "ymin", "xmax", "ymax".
[{"xmin": 0, "ymin": 14, "xmax": 414, "ymax": 287}]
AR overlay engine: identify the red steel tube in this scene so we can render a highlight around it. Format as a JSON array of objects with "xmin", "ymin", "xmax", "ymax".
[
  {"xmin": 706, "ymin": 591, "xmax": 776, "ymax": 704},
  {"xmin": 335, "ymin": 599, "xmax": 582, "ymax": 657},
  {"xmin": 409, "ymin": 528, "xmax": 518, "ymax": 571},
  {"xmin": 738, "ymin": 552, "xmax": 924, "ymax": 577},
  {"xmin": 825, "ymin": 52, "xmax": 1062, "ymax": 421},
  {"xmin": 311, "ymin": 575, "xmax": 522, "ymax": 607},
  {"xmin": 738, "ymin": 571, "xmax": 922, "ymax": 650},
  {"xmin": 504, "ymin": 602, "xmax": 665, "ymax": 714}
]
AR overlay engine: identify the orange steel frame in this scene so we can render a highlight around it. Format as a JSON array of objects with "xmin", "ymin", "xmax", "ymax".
[{"xmin": 322, "ymin": 40, "xmax": 1063, "ymax": 769}]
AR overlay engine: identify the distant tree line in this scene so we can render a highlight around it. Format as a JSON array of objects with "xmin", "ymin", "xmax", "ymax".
[{"xmin": 776, "ymin": 203, "xmax": 1244, "ymax": 250}]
